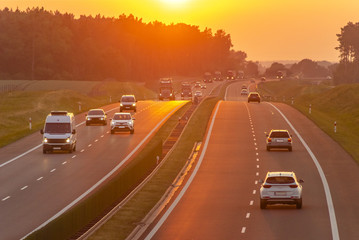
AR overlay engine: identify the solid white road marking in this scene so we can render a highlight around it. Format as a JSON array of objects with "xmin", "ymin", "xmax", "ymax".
[
  {"xmin": 268, "ymin": 102, "xmax": 340, "ymax": 240},
  {"xmin": 0, "ymin": 144, "xmax": 42, "ymax": 168},
  {"xmin": 144, "ymin": 101, "xmax": 222, "ymax": 240}
]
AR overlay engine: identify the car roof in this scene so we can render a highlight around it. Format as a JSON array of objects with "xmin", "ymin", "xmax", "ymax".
[
  {"xmin": 114, "ymin": 112, "xmax": 131, "ymax": 116},
  {"xmin": 270, "ymin": 129, "xmax": 289, "ymax": 132},
  {"xmin": 266, "ymin": 171, "xmax": 295, "ymax": 177},
  {"xmin": 121, "ymin": 95, "xmax": 135, "ymax": 97},
  {"xmin": 249, "ymin": 92, "xmax": 259, "ymax": 94},
  {"xmin": 89, "ymin": 109, "xmax": 104, "ymax": 112}
]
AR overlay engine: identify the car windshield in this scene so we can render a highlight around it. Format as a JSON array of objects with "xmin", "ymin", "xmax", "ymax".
[
  {"xmin": 122, "ymin": 97, "xmax": 135, "ymax": 102},
  {"xmin": 266, "ymin": 177, "xmax": 295, "ymax": 184},
  {"xmin": 88, "ymin": 110, "xmax": 104, "ymax": 115},
  {"xmin": 114, "ymin": 114, "xmax": 131, "ymax": 120},
  {"xmin": 250, "ymin": 94, "xmax": 258, "ymax": 97},
  {"xmin": 270, "ymin": 131, "xmax": 289, "ymax": 138},
  {"xmin": 45, "ymin": 123, "xmax": 71, "ymax": 134}
]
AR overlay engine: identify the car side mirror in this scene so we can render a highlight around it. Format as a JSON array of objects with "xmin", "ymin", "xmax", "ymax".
[
  {"xmin": 132, "ymin": 117, "xmax": 136, "ymax": 120},
  {"xmin": 40, "ymin": 129, "xmax": 44, "ymax": 134},
  {"xmin": 72, "ymin": 129, "xmax": 76, "ymax": 134},
  {"xmin": 299, "ymin": 179, "xmax": 304, "ymax": 183}
]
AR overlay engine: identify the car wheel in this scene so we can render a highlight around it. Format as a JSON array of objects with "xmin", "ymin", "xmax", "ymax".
[
  {"xmin": 43, "ymin": 148, "xmax": 47, "ymax": 154},
  {"xmin": 296, "ymin": 198, "xmax": 302, "ymax": 209},
  {"xmin": 86, "ymin": 122, "xmax": 89, "ymax": 126},
  {"xmin": 258, "ymin": 100, "xmax": 261, "ymax": 103},
  {"xmin": 73, "ymin": 144, "xmax": 76, "ymax": 152},
  {"xmin": 69, "ymin": 145, "xmax": 73, "ymax": 153},
  {"xmin": 120, "ymin": 108, "xmax": 123, "ymax": 112},
  {"xmin": 260, "ymin": 199, "xmax": 267, "ymax": 209},
  {"xmin": 134, "ymin": 109, "xmax": 137, "ymax": 113},
  {"xmin": 111, "ymin": 130, "xmax": 114, "ymax": 134},
  {"xmin": 266, "ymin": 146, "xmax": 270, "ymax": 151},
  {"xmin": 288, "ymin": 146, "xmax": 292, "ymax": 152}
]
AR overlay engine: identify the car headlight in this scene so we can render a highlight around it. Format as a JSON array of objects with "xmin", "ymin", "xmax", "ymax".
[
  {"xmin": 132, "ymin": 103, "xmax": 136, "ymax": 106},
  {"xmin": 86, "ymin": 117, "xmax": 90, "ymax": 120},
  {"xmin": 170, "ymin": 93, "xmax": 173, "ymax": 96},
  {"xmin": 120, "ymin": 103, "xmax": 123, "ymax": 106},
  {"xmin": 43, "ymin": 138, "xmax": 48, "ymax": 143},
  {"xmin": 66, "ymin": 138, "xmax": 70, "ymax": 143},
  {"xmin": 100, "ymin": 117, "xmax": 104, "ymax": 120}
]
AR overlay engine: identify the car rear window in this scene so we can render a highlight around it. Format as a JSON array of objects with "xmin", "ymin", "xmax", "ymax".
[
  {"xmin": 270, "ymin": 132, "xmax": 289, "ymax": 138},
  {"xmin": 114, "ymin": 114, "xmax": 131, "ymax": 120},
  {"xmin": 266, "ymin": 177, "xmax": 295, "ymax": 184}
]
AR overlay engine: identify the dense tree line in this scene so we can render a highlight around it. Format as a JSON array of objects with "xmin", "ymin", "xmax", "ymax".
[
  {"xmin": 0, "ymin": 7, "xmax": 245, "ymax": 83},
  {"xmin": 334, "ymin": 22, "xmax": 359, "ymax": 84},
  {"xmin": 265, "ymin": 59, "xmax": 331, "ymax": 79}
]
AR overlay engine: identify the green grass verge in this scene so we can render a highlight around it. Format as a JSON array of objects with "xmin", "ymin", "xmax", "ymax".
[
  {"xmin": 258, "ymin": 80, "xmax": 359, "ymax": 162},
  {"xmin": 88, "ymin": 82, "xmax": 231, "ymax": 240},
  {"xmin": 0, "ymin": 81, "xmax": 156, "ymax": 148},
  {"xmin": 26, "ymin": 101, "xmax": 191, "ymax": 240}
]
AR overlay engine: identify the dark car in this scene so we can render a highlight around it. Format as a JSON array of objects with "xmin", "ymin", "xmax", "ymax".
[
  {"xmin": 248, "ymin": 92, "xmax": 261, "ymax": 103},
  {"xmin": 120, "ymin": 95, "xmax": 137, "ymax": 112},
  {"xmin": 86, "ymin": 109, "xmax": 107, "ymax": 125}
]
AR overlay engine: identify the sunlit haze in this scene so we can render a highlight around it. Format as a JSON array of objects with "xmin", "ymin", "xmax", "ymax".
[{"xmin": 1, "ymin": 0, "xmax": 359, "ymax": 62}]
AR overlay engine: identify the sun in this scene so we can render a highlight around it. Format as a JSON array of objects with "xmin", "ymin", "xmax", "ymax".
[{"xmin": 159, "ymin": 0, "xmax": 190, "ymax": 7}]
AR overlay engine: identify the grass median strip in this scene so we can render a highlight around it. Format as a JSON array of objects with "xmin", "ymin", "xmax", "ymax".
[{"xmin": 88, "ymin": 83, "xmax": 230, "ymax": 240}]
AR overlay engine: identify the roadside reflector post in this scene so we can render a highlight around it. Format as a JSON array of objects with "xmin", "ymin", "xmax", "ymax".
[
  {"xmin": 78, "ymin": 102, "xmax": 81, "ymax": 112},
  {"xmin": 334, "ymin": 121, "xmax": 337, "ymax": 133},
  {"xmin": 309, "ymin": 104, "xmax": 312, "ymax": 114},
  {"xmin": 29, "ymin": 117, "xmax": 32, "ymax": 130},
  {"xmin": 283, "ymin": 96, "xmax": 285, "ymax": 102},
  {"xmin": 291, "ymin": 97, "xmax": 294, "ymax": 105},
  {"xmin": 156, "ymin": 155, "xmax": 160, "ymax": 165},
  {"xmin": 110, "ymin": 95, "xmax": 112, "ymax": 103}
]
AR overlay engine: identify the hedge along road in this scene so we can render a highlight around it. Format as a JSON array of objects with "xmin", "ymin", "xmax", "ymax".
[
  {"xmin": 142, "ymin": 80, "xmax": 359, "ymax": 240},
  {"xmin": 0, "ymin": 100, "xmax": 187, "ymax": 240}
]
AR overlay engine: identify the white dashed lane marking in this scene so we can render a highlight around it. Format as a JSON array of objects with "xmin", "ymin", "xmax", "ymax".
[
  {"xmin": 37, "ymin": 177, "xmax": 43, "ymax": 181},
  {"xmin": 62, "ymin": 161, "xmax": 67, "ymax": 165},
  {"xmin": 80, "ymin": 149, "xmax": 84, "ymax": 153},
  {"xmin": 21, "ymin": 186, "xmax": 28, "ymax": 191},
  {"xmin": 250, "ymin": 200, "xmax": 254, "ymax": 205},
  {"xmin": 72, "ymin": 155, "xmax": 76, "ymax": 158},
  {"xmin": 246, "ymin": 213, "xmax": 251, "ymax": 219},
  {"xmin": 50, "ymin": 169, "xmax": 56, "ymax": 173},
  {"xmin": 88, "ymin": 144, "xmax": 92, "ymax": 147},
  {"xmin": 2, "ymin": 196, "xmax": 10, "ymax": 201},
  {"xmin": 253, "ymin": 190, "xmax": 256, "ymax": 194},
  {"xmin": 241, "ymin": 227, "xmax": 246, "ymax": 234}
]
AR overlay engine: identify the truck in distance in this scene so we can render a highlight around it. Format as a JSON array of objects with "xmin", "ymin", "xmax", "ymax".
[
  {"xmin": 159, "ymin": 78, "xmax": 175, "ymax": 100},
  {"xmin": 203, "ymin": 72, "xmax": 213, "ymax": 83},
  {"xmin": 181, "ymin": 82, "xmax": 192, "ymax": 100}
]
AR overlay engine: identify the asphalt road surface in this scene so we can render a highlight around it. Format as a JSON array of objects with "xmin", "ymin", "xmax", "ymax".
[
  {"xmin": 144, "ymin": 80, "xmax": 359, "ymax": 240},
  {"xmin": 0, "ymin": 100, "xmax": 187, "ymax": 239}
]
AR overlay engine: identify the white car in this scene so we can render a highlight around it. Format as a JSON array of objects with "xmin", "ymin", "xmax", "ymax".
[
  {"xmin": 110, "ymin": 113, "xmax": 135, "ymax": 134},
  {"xmin": 240, "ymin": 88, "xmax": 248, "ymax": 95},
  {"xmin": 194, "ymin": 91, "xmax": 203, "ymax": 97},
  {"xmin": 260, "ymin": 171, "xmax": 303, "ymax": 209},
  {"xmin": 266, "ymin": 129, "xmax": 292, "ymax": 151}
]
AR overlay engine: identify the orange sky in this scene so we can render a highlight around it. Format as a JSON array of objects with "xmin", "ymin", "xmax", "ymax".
[{"xmin": 1, "ymin": 0, "xmax": 359, "ymax": 62}]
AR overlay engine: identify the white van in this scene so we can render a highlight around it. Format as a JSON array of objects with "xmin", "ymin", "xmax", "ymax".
[{"xmin": 40, "ymin": 111, "xmax": 77, "ymax": 154}]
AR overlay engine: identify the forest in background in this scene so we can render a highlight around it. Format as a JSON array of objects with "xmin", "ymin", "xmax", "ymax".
[{"xmin": 0, "ymin": 7, "xmax": 247, "ymax": 83}]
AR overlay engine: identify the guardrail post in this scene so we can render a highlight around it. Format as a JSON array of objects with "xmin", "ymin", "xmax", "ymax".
[
  {"xmin": 29, "ymin": 117, "xmax": 32, "ymax": 130},
  {"xmin": 309, "ymin": 104, "xmax": 312, "ymax": 114},
  {"xmin": 334, "ymin": 121, "xmax": 337, "ymax": 133}
]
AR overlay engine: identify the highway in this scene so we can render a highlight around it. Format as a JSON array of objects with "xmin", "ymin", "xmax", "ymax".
[
  {"xmin": 0, "ymin": 100, "xmax": 188, "ymax": 239},
  {"xmin": 143, "ymin": 81, "xmax": 359, "ymax": 240}
]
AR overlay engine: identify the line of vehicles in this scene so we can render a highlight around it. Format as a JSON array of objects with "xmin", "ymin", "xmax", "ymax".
[{"xmin": 40, "ymin": 95, "xmax": 137, "ymax": 154}]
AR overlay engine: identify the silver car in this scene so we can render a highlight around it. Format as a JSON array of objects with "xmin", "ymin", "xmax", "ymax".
[
  {"xmin": 110, "ymin": 113, "xmax": 135, "ymax": 134},
  {"xmin": 260, "ymin": 171, "xmax": 303, "ymax": 209},
  {"xmin": 266, "ymin": 129, "xmax": 292, "ymax": 151}
]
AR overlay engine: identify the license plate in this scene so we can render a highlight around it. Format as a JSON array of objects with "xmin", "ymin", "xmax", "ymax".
[
  {"xmin": 53, "ymin": 147, "xmax": 61, "ymax": 150},
  {"xmin": 119, "ymin": 126, "xmax": 125, "ymax": 128},
  {"xmin": 276, "ymin": 139, "xmax": 284, "ymax": 142},
  {"xmin": 275, "ymin": 192, "xmax": 286, "ymax": 196}
]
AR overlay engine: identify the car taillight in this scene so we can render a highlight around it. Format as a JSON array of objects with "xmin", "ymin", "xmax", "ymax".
[
  {"xmin": 288, "ymin": 138, "xmax": 292, "ymax": 142},
  {"xmin": 263, "ymin": 184, "xmax": 271, "ymax": 188},
  {"xmin": 267, "ymin": 138, "xmax": 271, "ymax": 142},
  {"xmin": 289, "ymin": 184, "xmax": 298, "ymax": 188}
]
